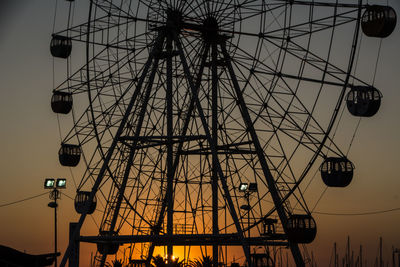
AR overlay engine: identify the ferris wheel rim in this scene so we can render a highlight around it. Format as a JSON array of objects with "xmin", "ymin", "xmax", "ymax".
[{"xmin": 73, "ymin": 0, "xmax": 364, "ymax": 225}]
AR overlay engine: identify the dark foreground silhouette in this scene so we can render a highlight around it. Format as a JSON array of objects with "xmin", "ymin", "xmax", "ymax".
[{"xmin": 0, "ymin": 245, "xmax": 59, "ymax": 267}]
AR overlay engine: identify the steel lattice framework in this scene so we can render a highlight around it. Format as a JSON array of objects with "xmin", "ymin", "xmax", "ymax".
[{"xmin": 48, "ymin": 0, "xmax": 382, "ymax": 266}]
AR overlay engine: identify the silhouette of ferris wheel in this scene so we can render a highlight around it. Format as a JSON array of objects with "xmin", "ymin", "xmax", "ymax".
[{"xmin": 49, "ymin": 0, "xmax": 396, "ymax": 266}]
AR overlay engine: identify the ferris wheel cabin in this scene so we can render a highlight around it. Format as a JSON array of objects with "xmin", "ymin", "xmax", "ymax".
[
  {"xmin": 97, "ymin": 231, "xmax": 120, "ymax": 255},
  {"xmin": 50, "ymin": 35, "xmax": 72, "ymax": 58},
  {"xmin": 51, "ymin": 91, "xmax": 73, "ymax": 114},
  {"xmin": 75, "ymin": 191, "xmax": 97, "ymax": 214},
  {"xmin": 59, "ymin": 143, "xmax": 81, "ymax": 167},
  {"xmin": 361, "ymin": 5, "xmax": 397, "ymax": 38},
  {"xmin": 320, "ymin": 157, "xmax": 354, "ymax": 187},
  {"xmin": 346, "ymin": 86, "xmax": 381, "ymax": 117},
  {"xmin": 286, "ymin": 214, "xmax": 317, "ymax": 244}
]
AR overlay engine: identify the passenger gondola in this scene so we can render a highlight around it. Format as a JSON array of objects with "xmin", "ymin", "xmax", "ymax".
[
  {"xmin": 59, "ymin": 143, "xmax": 81, "ymax": 167},
  {"xmin": 75, "ymin": 191, "xmax": 96, "ymax": 214},
  {"xmin": 361, "ymin": 5, "xmax": 396, "ymax": 38},
  {"xmin": 320, "ymin": 157, "xmax": 354, "ymax": 187},
  {"xmin": 51, "ymin": 91, "xmax": 73, "ymax": 114},
  {"xmin": 50, "ymin": 35, "xmax": 72, "ymax": 58},
  {"xmin": 286, "ymin": 214, "xmax": 317, "ymax": 244},
  {"xmin": 346, "ymin": 86, "xmax": 381, "ymax": 117},
  {"xmin": 97, "ymin": 231, "xmax": 119, "ymax": 255}
]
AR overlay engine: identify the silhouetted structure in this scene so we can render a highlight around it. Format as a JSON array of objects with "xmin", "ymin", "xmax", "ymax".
[
  {"xmin": 286, "ymin": 214, "xmax": 317, "ymax": 244},
  {"xmin": 49, "ymin": 1, "xmax": 397, "ymax": 266},
  {"xmin": 50, "ymin": 35, "xmax": 72, "ymax": 58},
  {"xmin": 346, "ymin": 86, "xmax": 381, "ymax": 117},
  {"xmin": 97, "ymin": 231, "xmax": 120, "ymax": 255},
  {"xmin": 262, "ymin": 218, "xmax": 277, "ymax": 236},
  {"xmin": 0, "ymin": 245, "xmax": 59, "ymax": 267},
  {"xmin": 320, "ymin": 157, "xmax": 354, "ymax": 187},
  {"xmin": 362, "ymin": 5, "xmax": 397, "ymax": 38},
  {"xmin": 51, "ymin": 91, "xmax": 73, "ymax": 114},
  {"xmin": 127, "ymin": 259, "xmax": 147, "ymax": 267},
  {"xmin": 249, "ymin": 253, "xmax": 274, "ymax": 267},
  {"xmin": 75, "ymin": 191, "xmax": 97, "ymax": 214},
  {"xmin": 59, "ymin": 143, "xmax": 81, "ymax": 167}
]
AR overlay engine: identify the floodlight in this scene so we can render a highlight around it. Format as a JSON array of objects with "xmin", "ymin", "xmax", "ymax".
[
  {"xmin": 248, "ymin": 183, "xmax": 258, "ymax": 192},
  {"xmin": 239, "ymin": 182, "xmax": 248, "ymax": 192},
  {"xmin": 44, "ymin": 178, "xmax": 55, "ymax": 189},
  {"xmin": 56, "ymin": 178, "xmax": 67, "ymax": 189}
]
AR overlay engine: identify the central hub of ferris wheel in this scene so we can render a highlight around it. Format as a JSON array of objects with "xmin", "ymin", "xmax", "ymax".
[
  {"xmin": 201, "ymin": 17, "xmax": 220, "ymax": 42},
  {"xmin": 150, "ymin": 8, "xmax": 233, "ymax": 41}
]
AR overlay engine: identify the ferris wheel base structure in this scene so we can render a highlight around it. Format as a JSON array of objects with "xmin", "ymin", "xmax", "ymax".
[{"xmin": 79, "ymin": 233, "xmax": 289, "ymax": 247}]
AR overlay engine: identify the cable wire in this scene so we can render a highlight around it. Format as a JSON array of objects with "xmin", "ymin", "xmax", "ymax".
[
  {"xmin": 0, "ymin": 192, "xmax": 48, "ymax": 208},
  {"xmin": 346, "ymin": 117, "xmax": 362, "ymax": 156},
  {"xmin": 311, "ymin": 186, "xmax": 328, "ymax": 213},
  {"xmin": 52, "ymin": 0, "xmax": 58, "ymax": 33},
  {"xmin": 372, "ymin": 39, "xmax": 383, "ymax": 86},
  {"xmin": 313, "ymin": 207, "xmax": 400, "ymax": 216}
]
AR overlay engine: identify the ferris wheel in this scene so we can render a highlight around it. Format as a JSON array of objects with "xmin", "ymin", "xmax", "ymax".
[{"xmin": 49, "ymin": 0, "xmax": 396, "ymax": 266}]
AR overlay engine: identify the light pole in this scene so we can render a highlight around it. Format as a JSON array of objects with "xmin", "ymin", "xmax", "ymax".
[
  {"xmin": 239, "ymin": 182, "xmax": 258, "ymax": 267},
  {"xmin": 239, "ymin": 183, "xmax": 257, "ymax": 239},
  {"xmin": 239, "ymin": 183, "xmax": 250, "ymax": 240},
  {"xmin": 45, "ymin": 178, "xmax": 66, "ymax": 267}
]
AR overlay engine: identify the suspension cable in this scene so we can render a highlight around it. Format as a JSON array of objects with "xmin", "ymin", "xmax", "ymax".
[
  {"xmin": 314, "ymin": 207, "xmax": 400, "ymax": 216},
  {"xmin": 0, "ymin": 192, "xmax": 48, "ymax": 208},
  {"xmin": 52, "ymin": 0, "xmax": 58, "ymax": 33},
  {"xmin": 372, "ymin": 39, "xmax": 383, "ymax": 86},
  {"xmin": 346, "ymin": 117, "xmax": 362, "ymax": 156},
  {"xmin": 311, "ymin": 186, "xmax": 328, "ymax": 213}
]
